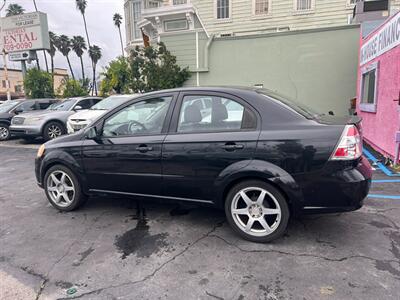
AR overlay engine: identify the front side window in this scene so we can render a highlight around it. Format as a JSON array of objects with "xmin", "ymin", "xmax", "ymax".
[
  {"xmin": 254, "ymin": 0, "xmax": 270, "ymax": 15},
  {"xmin": 48, "ymin": 100, "xmax": 75, "ymax": 111},
  {"xmin": 295, "ymin": 0, "xmax": 313, "ymax": 11},
  {"xmin": 177, "ymin": 95, "xmax": 256, "ymax": 133},
  {"xmin": 77, "ymin": 99, "xmax": 95, "ymax": 110},
  {"xmin": 216, "ymin": 0, "xmax": 230, "ymax": 19},
  {"xmin": 15, "ymin": 101, "xmax": 36, "ymax": 112},
  {"xmin": 103, "ymin": 97, "xmax": 172, "ymax": 137},
  {"xmin": 38, "ymin": 101, "xmax": 54, "ymax": 110}
]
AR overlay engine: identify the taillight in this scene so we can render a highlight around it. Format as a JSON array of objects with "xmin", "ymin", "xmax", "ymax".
[{"xmin": 330, "ymin": 125, "xmax": 362, "ymax": 160}]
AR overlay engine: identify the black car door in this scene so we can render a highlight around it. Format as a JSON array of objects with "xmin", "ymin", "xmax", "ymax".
[
  {"xmin": 81, "ymin": 94, "xmax": 176, "ymax": 196},
  {"xmin": 162, "ymin": 91, "xmax": 260, "ymax": 203}
]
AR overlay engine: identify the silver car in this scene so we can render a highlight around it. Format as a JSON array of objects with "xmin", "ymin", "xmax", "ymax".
[{"xmin": 10, "ymin": 97, "xmax": 102, "ymax": 141}]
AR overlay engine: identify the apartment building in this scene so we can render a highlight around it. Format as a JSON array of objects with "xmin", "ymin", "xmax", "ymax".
[
  {"xmin": 123, "ymin": 0, "xmax": 399, "ymax": 116},
  {"xmin": 124, "ymin": 0, "xmax": 400, "ymax": 48},
  {"xmin": 0, "ymin": 68, "xmax": 69, "ymax": 100}
]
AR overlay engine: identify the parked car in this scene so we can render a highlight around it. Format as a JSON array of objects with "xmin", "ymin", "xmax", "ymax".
[
  {"xmin": 35, "ymin": 87, "xmax": 372, "ymax": 242},
  {"xmin": 0, "ymin": 98, "xmax": 59, "ymax": 141},
  {"xmin": 10, "ymin": 97, "xmax": 102, "ymax": 141},
  {"xmin": 67, "ymin": 95, "xmax": 137, "ymax": 134}
]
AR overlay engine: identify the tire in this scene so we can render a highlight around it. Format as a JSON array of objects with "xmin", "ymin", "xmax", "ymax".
[
  {"xmin": 225, "ymin": 180, "xmax": 290, "ymax": 243},
  {"xmin": 0, "ymin": 123, "xmax": 10, "ymax": 141},
  {"xmin": 44, "ymin": 165, "xmax": 88, "ymax": 211},
  {"xmin": 43, "ymin": 121, "xmax": 66, "ymax": 141}
]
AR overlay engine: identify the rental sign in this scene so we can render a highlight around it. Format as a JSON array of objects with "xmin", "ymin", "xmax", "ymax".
[
  {"xmin": 360, "ymin": 12, "xmax": 400, "ymax": 66},
  {"xmin": 0, "ymin": 12, "xmax": 50, "ymax": 53}
]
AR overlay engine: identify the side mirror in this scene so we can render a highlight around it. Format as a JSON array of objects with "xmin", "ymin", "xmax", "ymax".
[
  {"xmin": 14, "ymin": 108, "xmax": 23, "ymax": 114},
  {"xmin": 74, "ymin": 105, "xmax": 83, "ymax": 111},
  {"xmin": 86, "ymin": 126, "xmax": 98, "ymax": 139},
  {"xmin": 328, "ymin": 111, "xmax": 335, "ymax": 116}
]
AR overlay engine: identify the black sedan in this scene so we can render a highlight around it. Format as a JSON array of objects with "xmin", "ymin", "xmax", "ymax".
[
  {"xmin": 0, "ymin": 98, "xmax": 59, "ymax": 141},
  {"xmin": 35, "ymin": 87, "xmax": 372, "ymax": 242}
]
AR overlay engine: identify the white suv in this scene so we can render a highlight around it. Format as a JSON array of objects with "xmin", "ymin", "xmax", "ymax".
[{"xmin": 67, "ymin": 95, "xmax": 137, "ymax": 134}]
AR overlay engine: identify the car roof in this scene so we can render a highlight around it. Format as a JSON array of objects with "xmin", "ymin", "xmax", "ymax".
[{"xmin": 67, "ymin": 96, "xmax": 103, "ymax": 100}]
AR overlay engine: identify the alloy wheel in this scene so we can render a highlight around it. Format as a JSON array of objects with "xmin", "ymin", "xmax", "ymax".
[
  {"xmin": 231, "ymin": 187, "xmax": 282, "ymax": 237},
  {"xmin": 0, "ymin": 126, "xmax": 9, "ymax": 140},
  {"xmin": 46, "ymin": 171, "xmax": 75, "ymax": 208},
  {"xmin": 48, "ymin": 125, "xmax": 62, "ymax": 139}
]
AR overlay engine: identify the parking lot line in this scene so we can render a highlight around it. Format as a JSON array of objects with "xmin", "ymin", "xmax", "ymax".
[
  {"xmin": 371, "ymin": 179, "xmax": 400, "ymax": 183},
  {"xmin": 368, "ymin": 194, "xmax": 400, "ymax": 199},
  {"xmin": 363, "ymin": 149, "xmax": 400, "ymax": 177}
]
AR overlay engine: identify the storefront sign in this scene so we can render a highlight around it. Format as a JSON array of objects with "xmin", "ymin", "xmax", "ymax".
[
  {"xmin": 0, "ymin": 12, "xmax": 50, "ymax": 53},
  {"xmin": 360, "ymin": 12, "xmax": 400, "ymax": 66}
]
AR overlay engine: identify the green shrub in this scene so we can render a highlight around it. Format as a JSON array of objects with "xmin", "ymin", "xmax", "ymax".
[{"xmin": 24, "ymin": 68, "xmax": 54, "ymax": 98}]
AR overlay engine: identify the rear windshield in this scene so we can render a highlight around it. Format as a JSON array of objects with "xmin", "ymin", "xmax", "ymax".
[
  {"xmin": 91, "ymin": 95, "xmax": 132, "ymax": 110},
  {"xmin": 256, "ymin": 89, "xmax": 320, "ymax": 119},
  {"xmin": 0, "ymin": 102, "xmax": 19, "ymax": 113}
]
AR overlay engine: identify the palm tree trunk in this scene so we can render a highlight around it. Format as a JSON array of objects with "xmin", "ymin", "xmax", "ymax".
[
  {"xmin": 79, "ymin": 56, "xmax": 85, "ymax": 80},
  {"xmin": 51, "ymin": 56, "xmax": 55, "ymax": 92},
  {"xmin": 83, "ymin": 15, "xmax": 91, "ymax": 48},
  {"xmin": 92, "ymin": 64, "xmax": 97, "ymax": 96},
  {"xmin": 118, "ymin": 27, "xmax": 124, "ymax": 57},
  {"xmin": 43, "ymin": 51, "xmax": 49, "ymax": 72},
  {"xmin": 66, "ymin": 55, "xmax": 75, "ymax": 80}
]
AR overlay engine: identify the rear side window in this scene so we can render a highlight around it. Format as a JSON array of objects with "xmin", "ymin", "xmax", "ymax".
[
  {"xmin": 37, "ymin": 101, "xmax": 53, "ymax": 110},
  {"xmin": 177, "ymin": 95, "xmax": 256, "ymax": 133}
]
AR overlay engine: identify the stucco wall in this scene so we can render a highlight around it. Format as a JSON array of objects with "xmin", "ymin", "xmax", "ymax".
[
  {"xmin": 356, "ymin": 34, "xmax": 400, "ymax": 158},
  {"xmin": 199, "ymin": 25, "xmax": 360, "ymax": 116}
]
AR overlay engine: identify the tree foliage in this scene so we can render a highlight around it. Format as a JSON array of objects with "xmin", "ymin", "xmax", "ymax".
[
  {"xmin": 100, "ymin": 57, "xmax": 131, "ymax": 96},
  {"xmin": 59, "ymin": 79, "xmax": 88, "ymax": 98},
  {"xmin": 24, "ymin": 69, "xmax": 54, "ymax": 99},
  {"xmin": 128, "ymin": 42, "xmax": 190, "ymax": 93},
  {"xmin": 6, "ymin": 4, "xmax": 25, "ymax": 16}
]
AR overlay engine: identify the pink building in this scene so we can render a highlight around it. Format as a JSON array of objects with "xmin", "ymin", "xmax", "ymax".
[{"xmin": 356, "ymin": 12, "xmax": 400, "ymax": 163}]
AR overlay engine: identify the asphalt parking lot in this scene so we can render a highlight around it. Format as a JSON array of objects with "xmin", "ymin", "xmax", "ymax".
[{"xmin": 0, "ymin": 140, "xmax": 399, "ymax": 300}]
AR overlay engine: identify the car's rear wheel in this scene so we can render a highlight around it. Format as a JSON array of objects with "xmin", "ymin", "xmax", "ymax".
[
  {"xmin": 43, "ymin": 121, "xmax": 66, "ymax": 141},
  {"xmin": 44, "ymin": 165, "xmax": 87, "ymax": 211},
  {"xmin": 225, "ymin": 180, "xmax": 289, "ymax": 243},
  {"xmin": 0, "ymin": 123, "xmax": 10, "ymax": 141}
]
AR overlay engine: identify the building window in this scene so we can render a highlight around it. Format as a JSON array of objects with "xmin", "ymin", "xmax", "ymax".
[
  {"xmin": 132, "ymin": 1, "xmax": 142, "ymax": 40},
  {"xmin": 254, "ymin": 0, "xmax": 270, "ymax": 15},
  {"xmin": 360, "ymin": 63, "xmax": 378, "ymax": 112},
  {"xmin": 145, "ymin": 0, "xmax": 160, "ymax": 9},
  {"xmin": 15, "ymin": 85, "xmax": 23, "ymax": 93},
  {"xmin": 295, "ymin": 0, "xmax": 313, "ymax": 11},
  {"xmin": 172, "ymin": 0, "xmax": 187, "ymax": 5},
  {"xmin": 2, "ymin": 80, "xmax": 6, "ymax": 88},
  {"xmin": 216, "ymin": 0, "xmax": 230, "ymax": 19},
  {"xmin": 164, "ymin": 19, "xmax": 188, "ymax": 31}
]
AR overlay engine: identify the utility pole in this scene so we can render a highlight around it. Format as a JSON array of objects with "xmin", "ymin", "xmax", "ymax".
[
  {"xmin": 2, "ymin": 50, "xmax": 11, "ymax": 101},
  {"xmin": 1, "ymin": 0, "xmax": 11, "ymax": 101}
]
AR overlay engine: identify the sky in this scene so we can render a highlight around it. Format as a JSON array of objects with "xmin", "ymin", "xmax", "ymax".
[{"xmin": 0, "ymin": 0, "xmax": 126, "ymax": 79}]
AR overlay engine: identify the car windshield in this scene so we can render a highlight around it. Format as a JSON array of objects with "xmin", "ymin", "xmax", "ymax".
[
  {"xmin": 47, "ymin": 99, "xmax": 75, "ymax": 111},
  {"xmin": 0, "ymin": 102, "xmax": 19, "ymax": 113},
  {"xmin": 90, "ymin": 96, "xmax": 132, "ymax": 111},
  {"xmin": 257, "ymin": 89, "xmax": 320, "ymax": 119}
]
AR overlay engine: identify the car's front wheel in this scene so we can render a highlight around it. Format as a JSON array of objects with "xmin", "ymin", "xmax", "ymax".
[
  {"xmin": 44, "ymin": 165, "xmax": 87, "ymax": 211},
  {"xmin": 225, "ymin": 180, "xmax": 289, "ymax": 243},
  {"xmin": 0, "ymin": 123, "xmax": 10, "ymax": 141},
  {"xmin": 43, "ymin": 121, "xmax": 66, "ymax": 141}
]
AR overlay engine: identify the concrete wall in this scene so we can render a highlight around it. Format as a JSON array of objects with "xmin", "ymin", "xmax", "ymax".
[{"xmin": 197, "ymin": 25, "xmax": 360, "ymax": 116}]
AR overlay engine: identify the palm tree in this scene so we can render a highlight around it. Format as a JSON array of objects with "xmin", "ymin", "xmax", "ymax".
[
  {"xmin": 88, "ymin": 45, "xmax": 102, "ymax": 96},
  {"xmin": 32, "ymin": 0, "xmax": 49, "ymax": 73},
  {"xmin": 47, "ymin": 32, "xmax": 57, "ymax": 74},
  {"xmin": 75, "ymin": 0, "xmax": 91, "ymax": 48},
  {"xmin": 5, "ymin": 3, "xmax": 25, "ymax": 16},
  {"xmin": 71, "ymin": 36, "xmax": 87, "ymax": 80},
  {"xmin": 55, "ymin": 35, "xmax": 75, "ymax": 80},
  {"xmin": 113, "ymin": 13, "xmax": 124, "ymax": 57}
]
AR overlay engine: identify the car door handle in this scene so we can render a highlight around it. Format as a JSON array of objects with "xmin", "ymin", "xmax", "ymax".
[
  {"xmin": 222, "ymin": 143, "xmax": 244, "ymax": 151},
  {"xmin": 136, "ymin": 145, "xmax": 153, "ymax": 152}
]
